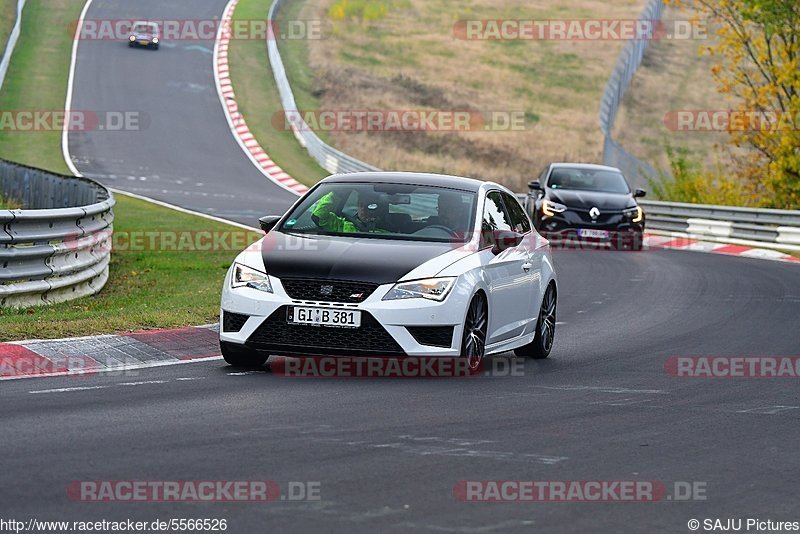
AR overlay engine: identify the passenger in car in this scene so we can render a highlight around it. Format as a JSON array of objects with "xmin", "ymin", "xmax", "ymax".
[{"xmin": 311, "ymin": 191, "xmax": 389, "ymax": 233}]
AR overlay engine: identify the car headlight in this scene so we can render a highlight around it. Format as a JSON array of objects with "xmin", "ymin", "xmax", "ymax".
[
  {"xmin": 383, "ymin": 277, "xmax": 456, "ymax": 302},
  {"xmin": 623, "ymin": 206, "xmax": 643, "ymax": 223},
  {"xmin": 129, "ymin": 35, "xmax": 136, "ymax": 41},
  {"xmin": 542, "ymin": 199, "xmax": 567, "ymax": 216},
  {"xmin": 152, "ymin": 37, "xmax": 159, "ymax": 43},
  {"xmin": 231, "ymin": 263, "xmax": 273, "ymax": 293}
]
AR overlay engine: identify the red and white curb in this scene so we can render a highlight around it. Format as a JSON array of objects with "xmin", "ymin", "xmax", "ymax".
[
  {"xmin": 645, "ymin": 234, "xmax": 800, "ymax": 263},
  {"xmin": 214, "ymin": 0, "xmax": 308, "ymax": 196},
  {"xmin": 0, "ymin": 325, "xmax": 222, "ymax": 380}
]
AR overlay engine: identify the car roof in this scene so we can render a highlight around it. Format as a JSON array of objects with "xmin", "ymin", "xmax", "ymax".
[
  {"xmin": 133, "ymin": 21, "xmax": 158, "ymax": 29},
  {"xmin": 322, "ymin": 172, "xmax": 486, "ymax": 193},
  {"xmin": 548, "ymin": 162, "xmax": 622, "ymax": 173}
]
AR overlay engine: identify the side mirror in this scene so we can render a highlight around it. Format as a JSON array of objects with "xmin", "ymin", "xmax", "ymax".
[
  {"xmin": 491, "ymin": 230, "xmax": 523, "ymax": 255},
  {"xmin": 259, "ymin": 215, "xmax": 281, "ymax": 233},
  {"xmin": 634, "ymin": 188, "xmax": 646, "ymax": 198},
  {"xmin": 528, "ymin": 181, "xmax": 543, "ymax": 192}
]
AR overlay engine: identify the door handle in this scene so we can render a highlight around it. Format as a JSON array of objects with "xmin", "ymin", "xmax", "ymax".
[{"xmin": 522, "ymin": 262, "xmax": 532, "ymax": 272}]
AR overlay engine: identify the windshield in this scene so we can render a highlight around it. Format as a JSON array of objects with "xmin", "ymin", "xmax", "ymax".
[
  {"xmin": 134, "ymin": 24, "xmax": 155, "ymax": 34},
  {"xmin": 279, "ymin": 182, "xmax": 477, "ymax": 243},
  {"xmin": 547, "ymin": 167, "xmax": 631, "ymax": 194}
]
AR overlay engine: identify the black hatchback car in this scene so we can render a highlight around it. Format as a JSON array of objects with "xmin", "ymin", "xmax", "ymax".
[{"xmin": 528, "ymin": 163, "xmax": 646, "ymax": 250}]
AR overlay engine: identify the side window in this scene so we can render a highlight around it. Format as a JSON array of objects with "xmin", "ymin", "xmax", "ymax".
[
  {"xmin": 501, "ymin": 193, "xmax": 531, "ymax": 234},
  {"xmin": 482, "ymin": 191, "xmax": 512, "ymax": 247}
]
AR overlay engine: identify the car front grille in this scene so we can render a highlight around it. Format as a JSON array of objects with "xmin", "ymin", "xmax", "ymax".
[
  {"xmin": 222, "ymin": 311, "xmax": 249, "ymax": 332},
  {"xmin": 406, "ymin": 326, "xmax": 455, "ymax": 348},
  {"xmin": 247, "ymin": 306, "xmax": 405, "ymax": 356},
  {"xmin": 280, "ymin": 278, "xmax": 379, "ymax": 303},
  {"xmin": 570, "ymin": 209, "xmax": 620, "ymax": 225}
]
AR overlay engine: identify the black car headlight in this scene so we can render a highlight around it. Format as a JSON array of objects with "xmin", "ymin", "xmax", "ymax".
[
  {"xmin": 622, "ymin": 206, "xmax": 643, "ymax": 223},
  {"xmin": 542, "ymin": 199, "xmax": 567, "ymax": 216}
]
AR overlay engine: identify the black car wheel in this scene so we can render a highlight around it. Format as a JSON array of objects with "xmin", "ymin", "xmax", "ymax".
[
  {"xmin": 220, "ymin": 341, "xmax": 268, "ymax": 368},
  {"xmin": 515, "ymin": 283, "xmax": 556, "ymax": 359},
  {"xmin": 461, "ymin": 294, "xmax": 487, "ymax": 372}
]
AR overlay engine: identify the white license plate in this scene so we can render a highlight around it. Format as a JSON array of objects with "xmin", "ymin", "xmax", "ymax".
[
  {"xmin": 289, "ymin": 306, "xmax": 361, "ymax": 328},
  {"xmin": 577, "ymin": 229, "xmax": 610, "ymax": 239}
]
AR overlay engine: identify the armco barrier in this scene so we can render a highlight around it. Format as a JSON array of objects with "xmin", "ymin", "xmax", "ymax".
[
  {"xmin": 0, "ymin": 159, "xmax": 114, "ymax": 307},
  {"xmin": 519, "ymin": 192, "xmax": 800, "ymax": 251},
  {"xmin": 267, "ymin": 0, "xmax": 378, "ymax": 175}
]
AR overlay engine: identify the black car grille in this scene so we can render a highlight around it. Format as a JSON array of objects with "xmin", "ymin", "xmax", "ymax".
[
  {"xmin": 247, "ymin": 306, "xmax": 405, "ymax": 356},
  {"xmin": 571, "ymin": 209, "xmax": 620, "ymax": 225},
  {"xmin": 222, "ymin": 311, "xmax": 249, "ymax": 332},
  {"xmin": 406, "ymin": 326, "xmax": 455, "ymax": 348},
  {"xmin": 280, "ymin": 278, "xmax": 379, "ymax": 303}
]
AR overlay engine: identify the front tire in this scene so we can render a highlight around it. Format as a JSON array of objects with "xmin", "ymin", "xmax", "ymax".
[
  {"xmin": 461, "ymin": 294, "xmax": 487, "ymax": 372},
  {"xmin": 220, "ymin": 341, "xmax": 268, "ymax": 368},
  {"xmin": 515, "ymin": 283, "xmax": 556, "ymax": 359}
]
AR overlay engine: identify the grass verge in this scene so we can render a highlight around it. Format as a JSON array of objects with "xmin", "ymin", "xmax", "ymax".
[
  {"xmin": 0, "ymin": 0, "xmax": 18, "ymax": 53},
  {"xmin": 0, "ymin": 0, "xmax": 79, "ymax": 173},
  {"xmin": 0, "ymin": 191, "xmax": 23, "ymax": 209},
  {"xmin": 0, "ymin": 0, "xmax": 260, "ymax": 341},
  {"xmin": 0, "ymin": 194, "xmax": 261, "ymax": 341},
  {"xmin": 227, "ymin": 0, "xmax": 328, "ymax": 186}
]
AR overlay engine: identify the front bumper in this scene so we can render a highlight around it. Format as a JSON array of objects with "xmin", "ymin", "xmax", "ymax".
[
  {"xmin": 130, "ymin": 38, "xmax": 157, "ymax": 47},
  {"xmin": 220, "ymin": 275, "xmax": 469, "ymax": 357},
  {"xmin": 537, "ymin": 211, "xmax": 644, "ymax": 243}
]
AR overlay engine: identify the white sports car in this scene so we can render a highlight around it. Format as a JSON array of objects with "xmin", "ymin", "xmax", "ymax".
[{"xmin": 219, "ymin": 172, "xmax": 557, "ymax": 371}]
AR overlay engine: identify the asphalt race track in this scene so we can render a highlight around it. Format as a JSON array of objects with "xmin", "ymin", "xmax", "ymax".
[
  {"xmin": 67, "ymin": 0, "xmax": 299, "ymax": 224},
  {"xmin": 3, "ymin": 248, "xmax": 799, "ymax": 532},
  {"xmin": 21, "ymin": 0, "xmax": 800, "ymax": 532}
]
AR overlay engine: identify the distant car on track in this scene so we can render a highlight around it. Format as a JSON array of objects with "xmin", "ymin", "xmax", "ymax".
[
  {"xmin": 219, "ymin": 172, "xmax": 558, "ymax": 370},
  {"xmin": 529, "ymin": 163, "xmax": 646, "ymax": 250},
  {"xmin": 128, "ymin": 21, "xmax": 159, "ymax": 49}
]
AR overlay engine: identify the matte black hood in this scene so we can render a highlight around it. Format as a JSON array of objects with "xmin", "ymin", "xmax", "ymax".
[
  {"xmin": 260, "ymin": 231, "xmax": 454, "ymax": 285},
  {"xmin": 549, "ymin": 190, "xmax": 634, "ymax": 211}
]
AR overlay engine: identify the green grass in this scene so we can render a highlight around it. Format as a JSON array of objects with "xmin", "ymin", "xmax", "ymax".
[
  {"xmin": 0, "ymin": 194, "xmax": 261, "ymax": 341},
  {"xmin": 0, "ymin": 0, "xmax": 79, "ymax": 174},
  {"xmin": 0, "ymin": 192, "xmax": 23, "ymax": 209},
  {"xmin": 227, "ymin": 0, "xmax": 327, "ymax": 185},
  {"xmin": 0, "ymin": 0, "xmax": 261, "ymax": 341},
  {"xmin": 0, "ymin": 0, "xmax": 18, "ymax": 53}
]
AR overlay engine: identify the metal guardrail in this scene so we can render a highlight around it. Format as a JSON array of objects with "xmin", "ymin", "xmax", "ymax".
[
  {"xmin": 267, "ymin": 0, "xmax": 378, "ymax": 175},
  {"xmin": 517, "ymin": 192, "xmax": 800, "ymax": 250},
  {"xmin": 639, "ymin": 200, "xmax": 800, "ymax": 248},
  {"xmin": 0, "ymin": 159, "xmax": 115, "ymax": 308},
  {"xmin": 599, "ymin": 0, "xmax": 664, "ymax": 189}
]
